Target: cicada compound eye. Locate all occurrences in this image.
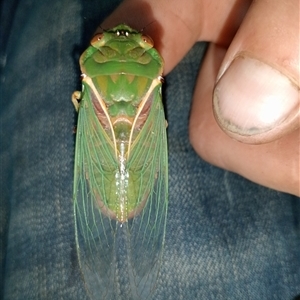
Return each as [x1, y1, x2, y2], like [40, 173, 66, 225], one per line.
[91, 33, 105, 47]
[141, 35, 154, 47]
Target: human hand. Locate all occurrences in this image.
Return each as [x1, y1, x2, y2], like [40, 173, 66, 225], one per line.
[100, 0, 299, 196]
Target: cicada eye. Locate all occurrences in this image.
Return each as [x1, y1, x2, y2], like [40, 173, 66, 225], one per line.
[91, 33, 105, 47]
[141, 35, 154, 47]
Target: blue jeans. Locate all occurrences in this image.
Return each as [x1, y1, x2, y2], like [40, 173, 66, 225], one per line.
[1, 0, 299, 299]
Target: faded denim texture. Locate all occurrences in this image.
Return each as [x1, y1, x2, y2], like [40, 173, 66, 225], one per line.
[1, 0, 299, 299]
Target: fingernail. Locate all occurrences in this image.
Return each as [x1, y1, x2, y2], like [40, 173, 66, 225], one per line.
[213, 55, 299, 143]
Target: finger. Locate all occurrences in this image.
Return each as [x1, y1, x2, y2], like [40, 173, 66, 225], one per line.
[99, 0, 250, 74]
[212, 0, 300, 144]
[190, 43, 300, 196]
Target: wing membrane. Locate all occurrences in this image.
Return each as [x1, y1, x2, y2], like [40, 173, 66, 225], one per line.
[73, 84, 167, 300]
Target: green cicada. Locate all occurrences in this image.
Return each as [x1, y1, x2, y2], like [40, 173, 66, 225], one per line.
[72, 24, 168, 300]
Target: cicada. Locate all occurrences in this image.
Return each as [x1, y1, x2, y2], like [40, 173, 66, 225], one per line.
[72, 24, 168, 300]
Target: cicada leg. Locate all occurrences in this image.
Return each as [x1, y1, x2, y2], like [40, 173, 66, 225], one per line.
[72, 91, 82, 112]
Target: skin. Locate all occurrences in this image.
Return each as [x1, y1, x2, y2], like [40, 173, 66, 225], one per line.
[100, 0, 299, 196]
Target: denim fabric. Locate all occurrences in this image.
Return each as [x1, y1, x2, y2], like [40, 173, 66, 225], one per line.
[0, 1, 299, 299]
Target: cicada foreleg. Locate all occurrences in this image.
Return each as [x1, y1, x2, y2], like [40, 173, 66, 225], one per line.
[72, 91, 82, 112]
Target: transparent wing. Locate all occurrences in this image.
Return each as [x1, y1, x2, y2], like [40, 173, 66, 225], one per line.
[73, 90, 118, 299]
[73, 86, 168, 300]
